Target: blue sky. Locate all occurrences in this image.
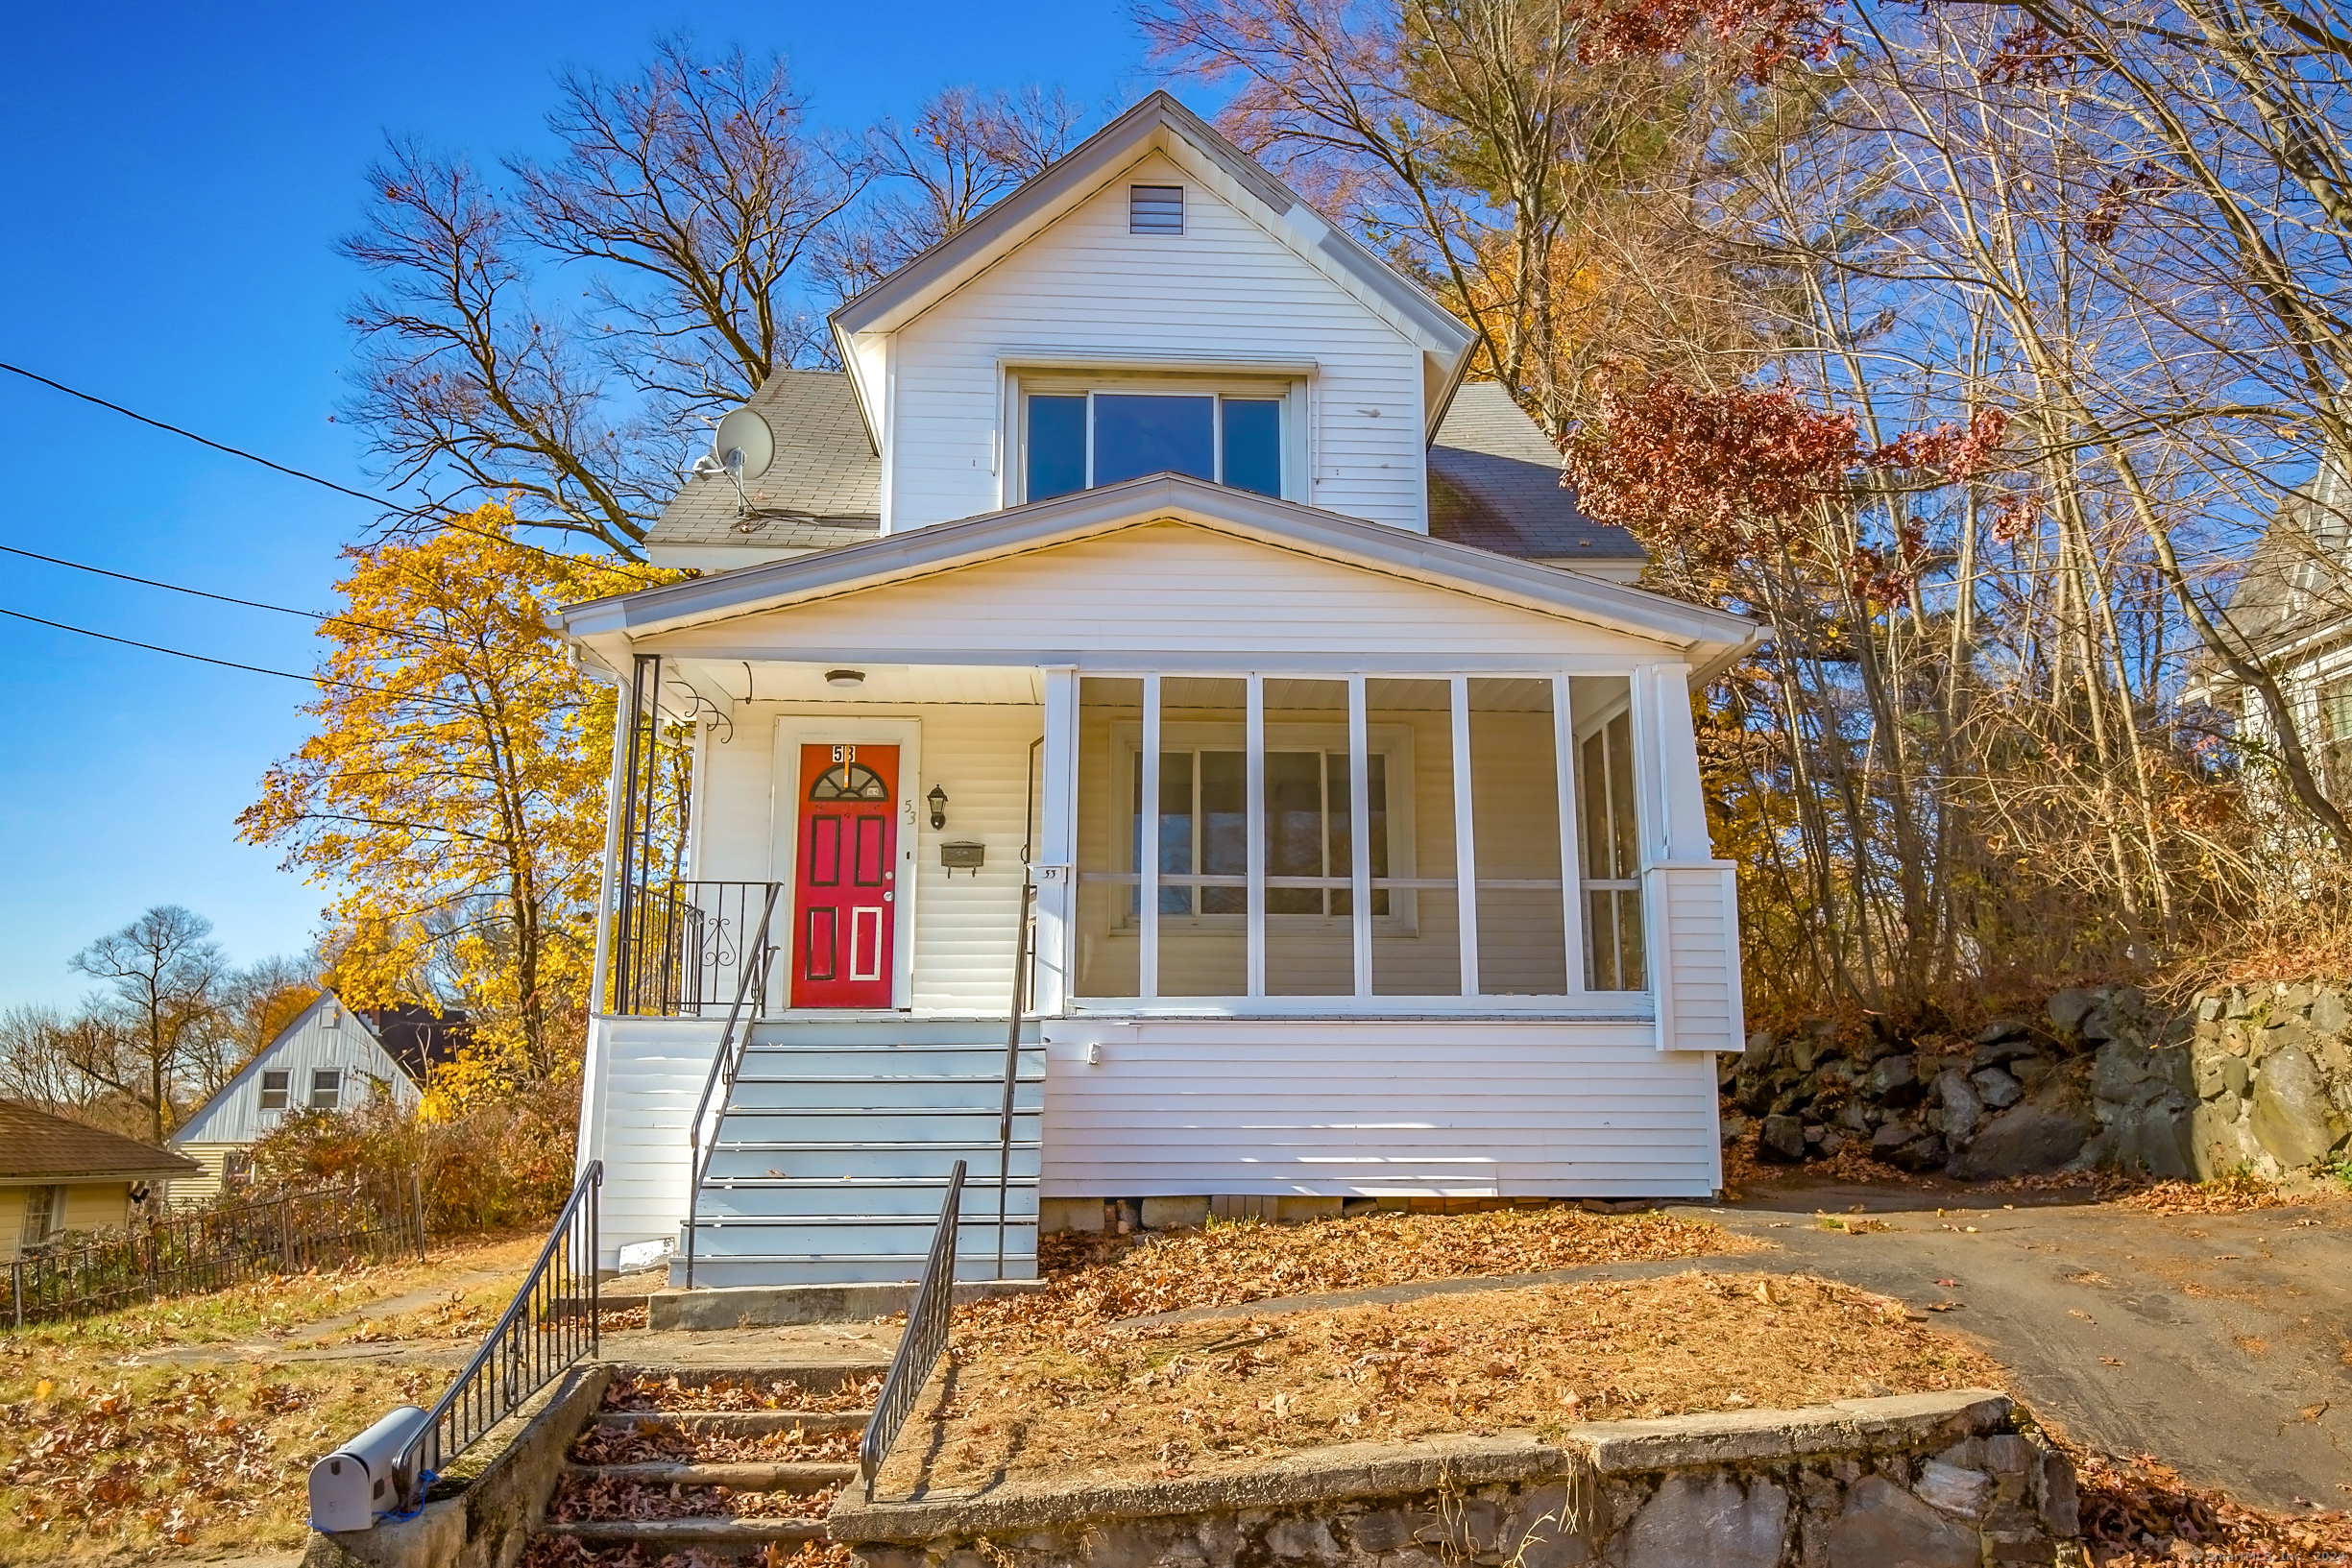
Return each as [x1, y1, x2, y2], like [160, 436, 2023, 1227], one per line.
[0, 0, 1152, 1010]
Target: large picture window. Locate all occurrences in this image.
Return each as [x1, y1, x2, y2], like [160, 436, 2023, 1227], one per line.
[1022, 382, 1288, 502]
[1073, 672, 1649, 1003]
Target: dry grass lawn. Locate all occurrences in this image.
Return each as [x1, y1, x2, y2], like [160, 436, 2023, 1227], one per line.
[884, 1268, 2001, 1494]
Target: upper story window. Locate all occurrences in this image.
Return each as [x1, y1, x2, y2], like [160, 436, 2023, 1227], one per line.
[1024, 384, 1285, 503]
[1129, 184, 1183, 234]
[259, 1070, 290, 1111]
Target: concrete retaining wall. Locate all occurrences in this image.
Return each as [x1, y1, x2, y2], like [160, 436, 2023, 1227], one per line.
[302, 1364, 612, 1568]
[830, 1389, 2082, 1568]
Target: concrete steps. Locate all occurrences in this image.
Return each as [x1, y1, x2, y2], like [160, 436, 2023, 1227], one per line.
[676, 1025, 1042, 1287]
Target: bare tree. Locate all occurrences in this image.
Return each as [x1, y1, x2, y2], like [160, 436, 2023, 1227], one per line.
[67, 905, 232, 1144]
[340, 40, 860, 557]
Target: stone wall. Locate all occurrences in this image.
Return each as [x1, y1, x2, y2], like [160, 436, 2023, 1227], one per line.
[1725, 981, 2352, 1183]
[831, 1389, 2082, 1568]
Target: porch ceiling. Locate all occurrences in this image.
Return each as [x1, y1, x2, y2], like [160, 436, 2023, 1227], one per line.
[668, 660, 1043, 710]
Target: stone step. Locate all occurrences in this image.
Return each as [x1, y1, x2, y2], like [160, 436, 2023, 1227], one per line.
[594, 1410, 868, 1435]
[540, 1518, 830, 1548]
[568, 1460, 854, 1490]
[696, 1179, 1039, 1219]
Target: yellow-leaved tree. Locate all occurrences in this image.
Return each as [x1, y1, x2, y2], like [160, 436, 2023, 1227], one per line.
[239, 507, 658, 1089]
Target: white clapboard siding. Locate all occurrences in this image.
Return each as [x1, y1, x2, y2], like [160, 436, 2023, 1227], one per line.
[1649, 862, 1744, 1055]
[582, 1014, 732, 1266]
[888, 150, 1429, 534]
[647, 523, 1675, 664]
[171, 995, 418, 1158]
[1039, 1021, 1718, 1199]
[690, 701, 1044, 1015]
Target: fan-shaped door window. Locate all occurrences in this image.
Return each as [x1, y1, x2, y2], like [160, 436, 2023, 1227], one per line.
[809, 762, 890, 801]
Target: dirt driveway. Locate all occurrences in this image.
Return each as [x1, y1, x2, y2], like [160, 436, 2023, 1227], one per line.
[1688, 1183, 2352, 1512]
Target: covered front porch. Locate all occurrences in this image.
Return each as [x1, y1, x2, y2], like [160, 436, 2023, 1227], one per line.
[559, 483, 1756, 1281]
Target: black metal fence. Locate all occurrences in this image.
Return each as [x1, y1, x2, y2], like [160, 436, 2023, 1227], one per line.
[5, 1175, 425, 1329]
[607, 879, 784, 1017]
[397, 1160, 600, 1509]
[860, 1159, 965, 1501]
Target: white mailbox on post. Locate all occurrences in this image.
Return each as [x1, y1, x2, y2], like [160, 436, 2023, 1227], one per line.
[309, 1405, 431, 1532]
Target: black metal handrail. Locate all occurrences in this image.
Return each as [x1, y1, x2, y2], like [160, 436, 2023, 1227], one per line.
[994, 878, 1034, 1278]
[682, 882, 784, 1289]
[860, 1158, 964, 1501]
[609, 880, 782, 1018]
[393, 1160, 602, 1510]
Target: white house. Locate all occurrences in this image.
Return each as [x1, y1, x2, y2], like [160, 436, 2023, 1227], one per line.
[2214, 452, 2352, 818]
[558, 93, 1760, 1288]
[170, 994, 423, 1201]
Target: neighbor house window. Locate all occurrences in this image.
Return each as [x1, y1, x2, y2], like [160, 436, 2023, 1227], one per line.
[1023, 386, 1286, 502]
[259, 1071, 290, 1111]
[1072, 673, 1643, 1001]
[2322, 676, 2352, 805]
[19, 1185, 61, 1249]
[1129, 184, 1183, 235]
[310, 1070, 342, 1110]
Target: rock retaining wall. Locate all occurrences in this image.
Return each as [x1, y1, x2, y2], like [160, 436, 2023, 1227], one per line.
[1726, 981, 2352, 1182]
[831, 1389, 2081, 1568]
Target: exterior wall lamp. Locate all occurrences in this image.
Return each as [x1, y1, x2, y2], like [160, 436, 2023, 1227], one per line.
[927, 784, 949, 830]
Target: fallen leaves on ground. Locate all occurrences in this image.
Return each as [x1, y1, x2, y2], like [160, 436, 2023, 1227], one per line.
[0, 1360, 435, 1559]
[2107, 1170, 2294, 1216]
[885, 1268, 2000, 1494]
[963, 1207, 1745, 1342]
[570, 1418, 859, 1465]
[2069, 1444, 2352, 1563]
[523, 1537, 851, 1568]
[551, 1474, 838, 1521]
[602, 1373, 883, 1414]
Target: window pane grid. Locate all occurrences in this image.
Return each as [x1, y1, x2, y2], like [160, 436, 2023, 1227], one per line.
[1073, 670, 1653, 1002]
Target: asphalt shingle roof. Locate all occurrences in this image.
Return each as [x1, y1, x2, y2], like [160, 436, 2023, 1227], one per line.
[644, 370, 882, 552]
[0, 1101, 201, 1181]
[2222, 455, 2352, 657]
[1425, 382, 1645, 564]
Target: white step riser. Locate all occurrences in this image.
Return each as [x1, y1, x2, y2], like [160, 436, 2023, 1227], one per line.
[722, 1080, 1043, 1112]
[746, 1021, 1037, 1046]
[685, 1219, 1040, 1262]
[716, 1111, 1037, 1146]
[706, 1146, 1039, 1181]
[678, 1254, 1036, 1288]
[696, 1185, 1039, 1220]
[737, 1048, 1043, 1076]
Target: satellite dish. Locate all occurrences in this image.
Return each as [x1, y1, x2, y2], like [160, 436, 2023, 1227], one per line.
[715, 406, 774, 482]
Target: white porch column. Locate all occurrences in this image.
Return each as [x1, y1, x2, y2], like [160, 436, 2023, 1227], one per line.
[1032, 665, 1079, 1013]
[577, 650, 640, 1182]
[1637, 662, 1745, 1057]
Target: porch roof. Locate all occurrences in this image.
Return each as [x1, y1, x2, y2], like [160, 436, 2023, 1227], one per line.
[557, 473, 1760, 680]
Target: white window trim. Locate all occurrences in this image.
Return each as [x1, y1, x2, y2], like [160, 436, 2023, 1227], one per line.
[1006, 367, 1311, 506]
[1068, 669, 1655, 1014]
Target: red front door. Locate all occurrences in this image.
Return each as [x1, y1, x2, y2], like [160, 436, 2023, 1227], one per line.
[791, 743, 900, 1008]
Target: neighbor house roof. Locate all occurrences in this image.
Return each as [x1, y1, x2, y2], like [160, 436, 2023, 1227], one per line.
[0, 1102, 201, 1182]
[644, 371, 882, 557]
[2219, 454, 2352, 663]
[1426, 383, 1645, 566]
[562, 470, 1758, 682]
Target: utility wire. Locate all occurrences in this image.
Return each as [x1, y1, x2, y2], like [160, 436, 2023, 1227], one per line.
[0, 542, 408, 638]
[0, 360, 665, 585]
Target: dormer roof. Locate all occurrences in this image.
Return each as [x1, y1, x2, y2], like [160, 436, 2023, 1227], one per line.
[827, 90, 1479, 442]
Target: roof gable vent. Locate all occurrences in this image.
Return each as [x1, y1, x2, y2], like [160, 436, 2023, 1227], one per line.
[1129, 184, 1184, 235]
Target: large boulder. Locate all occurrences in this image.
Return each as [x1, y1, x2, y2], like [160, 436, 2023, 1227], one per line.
[2249, 1045, 2349, 1168]
[1933, 1068, 1984, 1143]
[1956, 1087, 2095, 1178]
[1971, 1066, 2024, 1110]
[1862, 1052, 1924, 1107]
[1759, 1113, 1809, 1163]
[2047, 987, 2099, 1037]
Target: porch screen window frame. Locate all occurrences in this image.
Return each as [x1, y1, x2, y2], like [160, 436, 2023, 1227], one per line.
[1078, 670, 1645, 1007]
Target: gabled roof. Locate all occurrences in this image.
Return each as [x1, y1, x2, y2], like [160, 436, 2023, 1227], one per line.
[170, 992, 424, 1148]
[2220, 454, 2352, 662]
[0, 1101, 200, 1182]
[1427, 383, 1645, 566]
[646, 371, 882, 555]
[561, 470, 1758, 680]
[827, 91, 1478, 440]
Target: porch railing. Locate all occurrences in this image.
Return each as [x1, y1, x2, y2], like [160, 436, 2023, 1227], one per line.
[681, 883, 785, 1288]
[608, 879, 783, 1017]
[860, 1158, 965, 1501]
[389, 1161, 602, 1513]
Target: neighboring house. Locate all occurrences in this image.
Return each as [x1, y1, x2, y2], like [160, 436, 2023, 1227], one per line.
[169, 993, 438, 1202]
[1, 1102, 198, 1263]
[560, 92, 1760, 1287]
[2211, 454, 2352, 814]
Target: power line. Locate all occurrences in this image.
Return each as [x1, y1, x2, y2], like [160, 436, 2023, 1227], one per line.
[0, 605, 473, 712]
[0, 360, 665, 586]
[0, 542, 405, 638]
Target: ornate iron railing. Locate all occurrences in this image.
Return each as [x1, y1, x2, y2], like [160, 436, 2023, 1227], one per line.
[7, 1175, 424, 1329]
[860, 1158, 965, 1501]
[392, 1161, 602, 1510]
[608, 880, 783, 1018]
[681, 883, 784, 1288]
